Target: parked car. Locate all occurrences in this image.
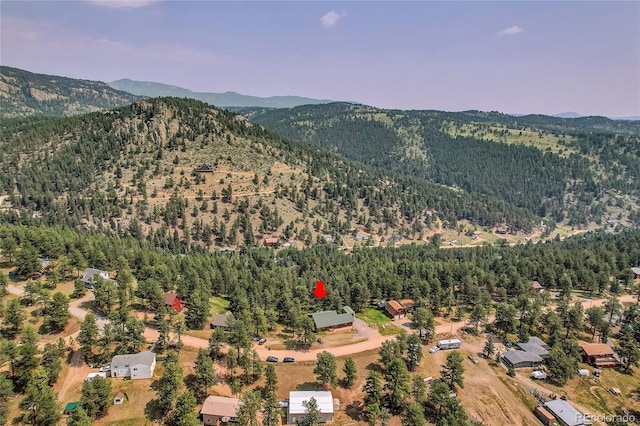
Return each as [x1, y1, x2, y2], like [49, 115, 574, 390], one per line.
[99, 365, 111, 372]
[258, 338, 267, 345]
[266, 356, 279, 363]
[429, 346, 440, 354]
[531, 370, 547, 380]
[283, 357, 295, 363]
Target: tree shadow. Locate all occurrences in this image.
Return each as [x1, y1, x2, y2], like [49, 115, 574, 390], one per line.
[365, 362, 383, 373]
[295, 382, 322, 391]
[144, 398, 164, 421]
[345, 401, 364, 421]
[184, 373, 198, 392]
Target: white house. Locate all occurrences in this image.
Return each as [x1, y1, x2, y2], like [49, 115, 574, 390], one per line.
[110, 351, 156, 380]
[287, 391, 334, 424]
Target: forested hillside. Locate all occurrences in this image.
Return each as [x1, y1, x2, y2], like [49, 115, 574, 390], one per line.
[1, 224, 638, 337]
[0, 66, 141, 118]
[244, 104, 640, 227]
[0, 98, 539, 252]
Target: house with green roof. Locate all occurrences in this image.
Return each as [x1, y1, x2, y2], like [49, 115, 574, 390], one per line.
[310, 307, 354, 331]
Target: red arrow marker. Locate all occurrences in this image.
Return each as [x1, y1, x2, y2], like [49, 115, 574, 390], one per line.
[312, 280, 328, 300]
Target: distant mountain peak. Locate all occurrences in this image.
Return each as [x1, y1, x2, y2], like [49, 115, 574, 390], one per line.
[553, 111, 582, 119]
[108, 78, 334, 108]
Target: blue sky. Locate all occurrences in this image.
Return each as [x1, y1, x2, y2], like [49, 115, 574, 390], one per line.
[2, 1, 639, 116]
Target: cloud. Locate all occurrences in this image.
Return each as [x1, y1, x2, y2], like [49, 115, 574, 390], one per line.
[499, 25, 523, 36]
[320, 10, 345, 28]
[87, 0, 157, 9]
[0, 15, 222, 80]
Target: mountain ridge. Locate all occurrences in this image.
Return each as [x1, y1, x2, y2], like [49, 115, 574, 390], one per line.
[243, 102, 640, 228]
[0, 97, 541, 252]
[0, 66, 141, 118]
[108, 78, 335, 108]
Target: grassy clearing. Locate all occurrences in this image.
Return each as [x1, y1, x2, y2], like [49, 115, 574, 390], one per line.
[379, 323, 404, 336]
[442, 122, 578, 157]
[359, 307, 391, 327]
[210, 296, 230, 314]
[93, 379, 157, 426]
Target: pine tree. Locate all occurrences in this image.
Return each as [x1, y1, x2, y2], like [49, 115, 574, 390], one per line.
[405, 334, 423, 371]
[261, 390, 280, 426]
[313, 351, 338, 388]
[194, 348, 216, 401]
[363, 370, 383, 407]
[440, 351, 465, 390]
[80, 376, 112, 418]
[20, 366, 61, 426]
[402, 403, 427, 426]
[67, 406, 92, 426]
[45, 292, 70, 332]
[154, 351, 182, 414]
[78, 313, 99, 359]
[236, 390, 261, 426]
[299, 397, 322, 426]
[384, 357, 410, 411]
[2, 298, 25, 339]
[168, 390, 200, 426]
[264, 364, 278, 394]
[342, 357, 357, 388]
[482, 339, 495, 358]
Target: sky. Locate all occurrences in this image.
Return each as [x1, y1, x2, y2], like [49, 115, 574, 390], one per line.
[1, 1, 639, 117]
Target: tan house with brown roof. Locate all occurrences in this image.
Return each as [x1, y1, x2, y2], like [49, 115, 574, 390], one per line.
[200, 396, 240, 424]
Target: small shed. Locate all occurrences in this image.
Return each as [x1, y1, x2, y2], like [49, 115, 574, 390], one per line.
[534, 406, 557, 426]
[63, 402, 82, 415]
[113, 392, 125, 405]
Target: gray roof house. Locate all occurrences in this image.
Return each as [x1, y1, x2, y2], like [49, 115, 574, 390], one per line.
[311, 307, 354, 331]
[210, 311, 234, 330]
[544, 400, 592, 426]
[503, 336, 550, 369]
[110, 351, 156, 380]
[632, 267, 640, 279]
[502, 351, 543, 369]
[517, 337, 550, 357]
[79, 268, 115, 289]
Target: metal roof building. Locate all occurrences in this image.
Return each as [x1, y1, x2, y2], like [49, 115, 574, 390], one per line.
[287, 391, 334, 424]
[544, 400, 592, 426]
